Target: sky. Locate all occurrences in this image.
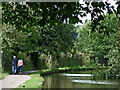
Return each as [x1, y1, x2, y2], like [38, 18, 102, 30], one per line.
[74, 0, 118, 26]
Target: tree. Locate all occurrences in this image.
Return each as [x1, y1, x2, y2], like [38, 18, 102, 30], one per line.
[77, 13, 119, 79]
[2, 1, 120, 72]
[2, 23, 76, 70]
[2, 2, 120, 31]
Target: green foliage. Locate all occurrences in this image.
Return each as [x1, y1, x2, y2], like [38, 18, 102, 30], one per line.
[37, 24, 76, 55]
[37, 54, 48, 69]
[77, 13, 119, 79]
[2, 2, 83, 28]
[30, 66, 92, 75]
[2, 24, 34, 72]
[57, 53, 83, 67]
[95, 13, 119, 34]
[0, 72, 9, 80]
[2, 2, 120, 31]
[2, 1, 120, 78]
[2, 23, 77, 72]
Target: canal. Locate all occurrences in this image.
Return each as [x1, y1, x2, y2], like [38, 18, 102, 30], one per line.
[43, 71, 118, 89]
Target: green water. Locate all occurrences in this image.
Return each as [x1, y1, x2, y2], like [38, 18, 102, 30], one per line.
[43, 71, 119, 89]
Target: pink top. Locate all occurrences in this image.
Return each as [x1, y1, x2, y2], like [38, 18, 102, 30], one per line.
[18, 59, 23, 66]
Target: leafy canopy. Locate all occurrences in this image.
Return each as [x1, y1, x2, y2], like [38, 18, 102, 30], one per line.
[2, 2, 120, 31]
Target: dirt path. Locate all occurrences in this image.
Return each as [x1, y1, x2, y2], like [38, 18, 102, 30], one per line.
[0, 70, 40, 90]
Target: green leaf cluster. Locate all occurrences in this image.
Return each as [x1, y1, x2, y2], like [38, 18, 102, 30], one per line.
[77, 13, 119, 79]
[2, 2, 120, 31]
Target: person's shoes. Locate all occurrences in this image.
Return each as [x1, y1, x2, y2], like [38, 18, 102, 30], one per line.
[20, 72, 21, 75]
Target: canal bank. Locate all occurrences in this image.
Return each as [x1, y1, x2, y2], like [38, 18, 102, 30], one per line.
[30, 66, 94, 76]
[17, 66, 119, 89]
[17, 66, 93, 88]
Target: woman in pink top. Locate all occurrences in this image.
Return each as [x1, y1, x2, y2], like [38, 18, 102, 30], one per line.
[17, 58, 23, 75]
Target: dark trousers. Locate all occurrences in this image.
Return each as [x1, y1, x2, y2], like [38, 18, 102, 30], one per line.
[19, 66, 22, 72]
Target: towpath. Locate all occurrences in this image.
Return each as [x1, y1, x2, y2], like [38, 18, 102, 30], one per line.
[0, 70, 40, 90]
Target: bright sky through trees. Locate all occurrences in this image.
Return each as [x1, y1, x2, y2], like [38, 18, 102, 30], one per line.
[75, 0, 118, 26]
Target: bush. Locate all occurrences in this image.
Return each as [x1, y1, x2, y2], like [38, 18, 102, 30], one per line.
[57, 53, 83, 67]
[37, 54, 48, 69]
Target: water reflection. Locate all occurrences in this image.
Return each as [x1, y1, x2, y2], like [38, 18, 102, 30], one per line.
[72, 80, 118, 84]
[43, 72, 118, 88]
[62, 74, 93, 76]
[44, 74, 74, 88]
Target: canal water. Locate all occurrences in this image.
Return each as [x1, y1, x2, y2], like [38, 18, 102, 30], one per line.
[43, 71, 118, 88]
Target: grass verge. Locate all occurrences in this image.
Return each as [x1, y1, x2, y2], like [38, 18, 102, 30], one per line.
[0, 72, 9, 80]
[18, 74, 44, 88]
[31, 65, 94, 76]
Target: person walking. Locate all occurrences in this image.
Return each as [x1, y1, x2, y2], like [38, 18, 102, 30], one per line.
[12, 56, 18, 75]
[17, 58, 23, 75]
